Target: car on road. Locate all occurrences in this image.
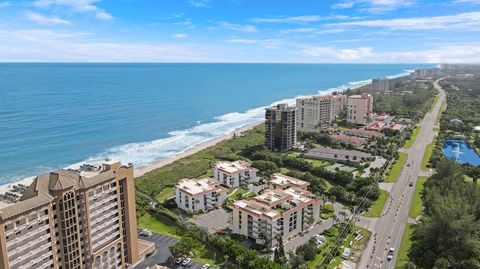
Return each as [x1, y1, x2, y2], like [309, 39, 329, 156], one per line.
[181, 258, 192, 266]
[175, 257, 184, 264]
[387, 248, 395, 261]
[409, 182, 414, 187]
[201, 264, 210, 269]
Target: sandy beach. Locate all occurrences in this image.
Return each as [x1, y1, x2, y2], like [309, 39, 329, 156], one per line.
[0, 120, 263, 209]
[133, 120, 263, 177]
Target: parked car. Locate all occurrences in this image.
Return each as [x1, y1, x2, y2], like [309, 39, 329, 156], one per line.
[201, 264, 210, 269]
[409, 182, 414, 187]
[315, 238, 325, 246]
[175, 257, 184, 264]
[139, 229, 152, 237]
[182, 258, 192, 266]
[387, 248, 395, 261]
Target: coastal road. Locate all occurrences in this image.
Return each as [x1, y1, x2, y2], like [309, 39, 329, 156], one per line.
[358, 78, 446, 269]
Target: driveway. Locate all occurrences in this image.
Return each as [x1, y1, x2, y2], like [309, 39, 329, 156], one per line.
[191, 208, 230, 234]
[284, 219, 334, 253]
[134, 233, 207, 269]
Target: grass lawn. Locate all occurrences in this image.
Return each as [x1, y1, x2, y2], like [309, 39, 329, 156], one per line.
[191, 245, 225, 267]
[409, 177, 427, 218]
[429, 95, 439, 112]
[436, 98, 447, 124]
[363, 189, 388, 218]
[421, 142, 434, 171]
[385, 152, 407, 183]
[227, 188, 255, 202]
[395, 224, 414, 269]
[155, 187, 174, 202]
[404, 127, 420, 149]
[138, 213, 183, 238]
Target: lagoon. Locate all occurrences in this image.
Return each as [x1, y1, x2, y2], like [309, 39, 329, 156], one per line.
[443, 139, 480, 166]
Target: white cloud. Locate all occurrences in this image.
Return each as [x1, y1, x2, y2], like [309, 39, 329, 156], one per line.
[298, 44, 480, 63]
[252, 15, 322, 24]
[332, 0, 415, 13]
[32, 0, 113, 20]
[280, 28, 317, 34]
[217, 22, 258, 32]
[330, 11, 480, 30]
[453, 0, 480, 4]
[228, 39, 258, 44]
[301, 46, 373, 61]
[26, 11, 71, 25]
[189, 0, 210, 8]
[0, 2, 10, 8]
[95, 10, 112, 20]
[173, 33, 189, 39]
[227, 38, 282, 49]
[0, 28, 209, 62]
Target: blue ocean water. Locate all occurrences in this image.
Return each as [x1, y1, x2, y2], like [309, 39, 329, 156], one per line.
[443, 139, 480, 166]
[0, 63, 432, 183]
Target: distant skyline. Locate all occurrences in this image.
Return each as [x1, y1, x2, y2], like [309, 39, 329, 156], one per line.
[0, 0, 479, 63]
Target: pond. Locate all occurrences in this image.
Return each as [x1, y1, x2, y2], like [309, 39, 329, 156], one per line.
[443, 139, 480, 166]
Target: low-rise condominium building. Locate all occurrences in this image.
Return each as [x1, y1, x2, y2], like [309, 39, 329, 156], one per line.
[0, 161, 146, 269]
[231, 188, 321, 247]
[213, 161, 258, 188]
[304, 148, 373, 164]
[175, 178, 227, 213]
[269, 173, 310, 190]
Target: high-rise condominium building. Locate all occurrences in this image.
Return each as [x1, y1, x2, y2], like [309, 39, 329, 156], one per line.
[347, 93, 373, 125]
[265, 104, 297, 152]
[296, 95, 335, 132]
[231, 187, 321, 247]
[371, 78, 391, 93]
[0, 161, 141, 269]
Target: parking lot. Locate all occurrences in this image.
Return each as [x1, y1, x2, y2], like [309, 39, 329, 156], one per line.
[135, 232, 208, 269]
[191, 208, 230, 234]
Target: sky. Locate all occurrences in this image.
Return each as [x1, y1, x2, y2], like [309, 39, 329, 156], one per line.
[0, 0, 479, 63]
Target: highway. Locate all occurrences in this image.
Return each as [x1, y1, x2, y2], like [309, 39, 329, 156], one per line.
[358, 78, 446, 269]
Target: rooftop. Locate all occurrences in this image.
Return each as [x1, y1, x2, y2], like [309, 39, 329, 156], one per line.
[270, 173, 310, 189]
[232, 187, 319, 220]
[175, 178, 227, 196]
[305, 147, 372, 159]
[330, 134, 368, 145]
[215, 160, 257, 174]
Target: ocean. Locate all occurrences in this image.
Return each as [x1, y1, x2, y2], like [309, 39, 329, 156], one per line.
[0, 63, 433, 184]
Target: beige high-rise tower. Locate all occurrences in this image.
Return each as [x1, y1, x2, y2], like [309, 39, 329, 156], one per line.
[0, 161, 140, 269]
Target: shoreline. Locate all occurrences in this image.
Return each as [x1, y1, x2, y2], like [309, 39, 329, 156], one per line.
[0, 121, 263, 208]
[0, 71, 413, 201]
[133, 120, 264, 177]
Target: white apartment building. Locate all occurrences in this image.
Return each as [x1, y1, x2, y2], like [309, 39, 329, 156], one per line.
[296, 95, 335, 132]
[347, 93, 373, 125]
[213, 161, 258, 188]
[175, 178, 227, 213]
[231, 188, 321, 247]
[269, 173, 310, 190]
